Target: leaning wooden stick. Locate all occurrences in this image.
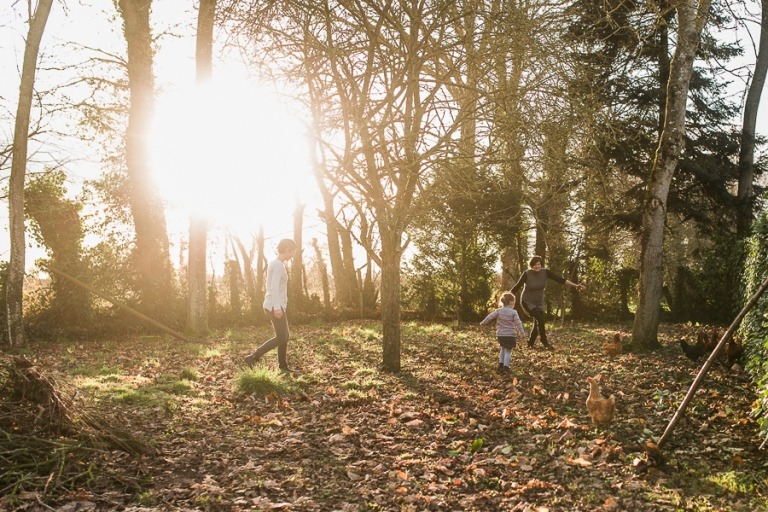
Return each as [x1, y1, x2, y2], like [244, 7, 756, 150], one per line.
[49, 267, 191, 343]
[658, 274, 768, 449]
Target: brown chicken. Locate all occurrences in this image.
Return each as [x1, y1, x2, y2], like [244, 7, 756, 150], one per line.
[604, 333, 622, 357]
[704, 326, 719, 353]
[586, 374, 616, 426]
[725, 335, 744, 366]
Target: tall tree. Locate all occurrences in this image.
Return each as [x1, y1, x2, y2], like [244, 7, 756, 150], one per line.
[6, 0, 53, 348]
[632, 0, 712, 348]
[229, 0, 465, 369]
[187, 0, 217, 335]
[737, 0, 768, 236]
[116, 0, 174, 320]
[321, 0, 462, 370]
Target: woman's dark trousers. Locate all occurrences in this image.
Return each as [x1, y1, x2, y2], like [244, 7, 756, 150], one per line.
[525, 305, 551, 349]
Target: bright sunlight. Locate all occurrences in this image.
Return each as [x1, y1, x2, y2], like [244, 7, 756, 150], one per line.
[149, 76, 313, 238]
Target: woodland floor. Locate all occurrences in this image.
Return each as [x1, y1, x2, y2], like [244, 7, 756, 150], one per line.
[4, 320, 768, 511]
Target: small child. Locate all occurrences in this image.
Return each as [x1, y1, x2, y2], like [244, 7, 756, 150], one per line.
[480, 292, 526, 374]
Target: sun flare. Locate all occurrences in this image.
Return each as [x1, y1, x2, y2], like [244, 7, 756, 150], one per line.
[149, 77, 313, 239]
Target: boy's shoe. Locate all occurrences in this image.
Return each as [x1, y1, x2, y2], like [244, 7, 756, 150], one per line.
[501, 366, 510, 374]
[280, 367, 302, 375]
[244, 353, 260, 368]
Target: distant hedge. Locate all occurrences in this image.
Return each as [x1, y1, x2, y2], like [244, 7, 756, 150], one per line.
[741, 211, 768, 445]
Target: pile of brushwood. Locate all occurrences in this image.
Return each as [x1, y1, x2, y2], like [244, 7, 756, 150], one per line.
[0, 355, 152, 508]
[2, 321, 768, 511]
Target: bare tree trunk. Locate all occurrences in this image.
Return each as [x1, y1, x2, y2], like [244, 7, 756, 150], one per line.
[6, 0, 53, 348]
[187, 0, 216, 335]
[232, 234, 257, 317]
[255, 225, 266, 319]
[488, 0, 529, 278]
[290, 202, 306, 315]
[305, 69, 357, 312]
[362, 259, 377, 314]
[380, 237, 402, 372]
[339, 226, 360, 310]
[737, 0, 768, 237]
[534, 208, 548, 262]
[657, 6, 673, 134]
[325, 218, 349, 308]
[311, 238, 332, 314]
[117, 0, 174, 320]
[226, 259, 242, 319]
[632, 0, 710, 349]
[187, 215, 208, 333]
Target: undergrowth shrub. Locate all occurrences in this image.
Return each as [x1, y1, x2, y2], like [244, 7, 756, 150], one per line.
[740, 211, 768, 444]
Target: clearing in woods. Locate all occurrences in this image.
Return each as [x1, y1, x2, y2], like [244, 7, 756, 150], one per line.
[3, 321, 766, 511]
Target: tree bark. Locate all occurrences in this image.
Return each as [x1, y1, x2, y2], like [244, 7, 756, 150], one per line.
[311, 237, 332, 315]
[6, 0, 53, 348]
[187, 215, 208, 333]
[255, 225, 266, 318]
[232, 234, 258, 317]
[226, 259, 242, 319]
[187, 0, 216, 335]
[632, 0, 711, 349]
[117, 0, 174, 321]
[290, 202, 306, 315]
[737, 0, 768, 237]
[380, 237, 402, 372]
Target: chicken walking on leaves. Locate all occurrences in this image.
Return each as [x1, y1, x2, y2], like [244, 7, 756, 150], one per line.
[725, 335, 745, 366]
[603, 333, 623, 357]
[586, 374, 616, 426]
[679, 326, 744, 367]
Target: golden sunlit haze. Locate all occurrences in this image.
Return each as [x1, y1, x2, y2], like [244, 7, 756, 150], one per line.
[149, 77, 313, 238]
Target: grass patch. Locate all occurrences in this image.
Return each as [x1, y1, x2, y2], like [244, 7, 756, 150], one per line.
[353, 367, 377, 377]
[111, 386, 160, 406]
[354, 327, 380, 341]
[707, 470, 759, 494]
[69, 364, 124, 378]
[235, 368, 292, 395]
[179, 367, 200, 381]
[152, 374, 195, 395]
[346, 389, 366, 400]
[222, 329, 253, 342]
[408, 323, 452, 335]
[202, 347, 222, 358]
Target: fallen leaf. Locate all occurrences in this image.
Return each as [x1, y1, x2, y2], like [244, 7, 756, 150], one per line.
[566, 456, 592, 467]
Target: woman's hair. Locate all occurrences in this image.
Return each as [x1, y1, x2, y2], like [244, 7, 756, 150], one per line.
[276, 238, 298, 254]
[529, 255, 543, 267]
[499, 292, 516, 306]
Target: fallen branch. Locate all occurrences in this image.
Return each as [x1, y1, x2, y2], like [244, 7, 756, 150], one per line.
[658, 273, 768, 449]
[49, 267, 191, 343]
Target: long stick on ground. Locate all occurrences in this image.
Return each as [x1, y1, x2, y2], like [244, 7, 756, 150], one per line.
[658, 274, 768, 449]
[49, 267, 191, 343]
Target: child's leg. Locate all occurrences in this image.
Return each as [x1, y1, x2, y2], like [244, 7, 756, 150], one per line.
[499, 346, 511, 367]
